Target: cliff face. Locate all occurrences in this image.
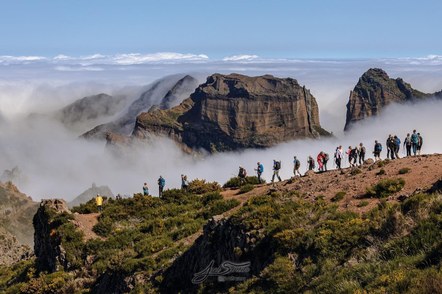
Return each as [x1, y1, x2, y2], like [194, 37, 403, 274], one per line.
[82, 75, 199, 140]
[33, 199, 71, 272]
[133, 73, 329, 152]
[161, 217, 273, 293]
[344, 68, 440, 131]
[0, 181, 38, 246]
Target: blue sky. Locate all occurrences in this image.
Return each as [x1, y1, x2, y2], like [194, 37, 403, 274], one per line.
[1, 0, 441, 59]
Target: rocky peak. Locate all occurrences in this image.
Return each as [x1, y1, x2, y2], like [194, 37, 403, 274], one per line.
[33, 199, 71, 272]
[344, 68, 438, 131]
[134, 73, 330, 152]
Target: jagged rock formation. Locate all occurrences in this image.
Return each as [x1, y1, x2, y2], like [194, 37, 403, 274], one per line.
[0, 166, 22, 183]
[54, 93, 128, 131]
[133, 73, 330, 152]
[0, 181, 38, 246]
[68, 183, 114, 208]
[0, 227, 32, 266]
[161, 217, 272, 293]
[82, 75, 199, 140]
[344, 68, 442, 130]
[33, 199, 71, 272]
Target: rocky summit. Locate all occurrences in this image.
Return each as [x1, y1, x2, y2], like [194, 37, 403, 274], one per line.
[344, 68, 442, 131]
[133, 73, 330, 152]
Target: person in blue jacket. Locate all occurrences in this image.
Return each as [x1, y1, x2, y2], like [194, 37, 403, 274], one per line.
[158, 176, 165, 197]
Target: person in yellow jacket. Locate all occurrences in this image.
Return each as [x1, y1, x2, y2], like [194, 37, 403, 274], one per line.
[95, 194, 103, 212]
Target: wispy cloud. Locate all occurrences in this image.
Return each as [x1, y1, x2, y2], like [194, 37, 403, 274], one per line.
[0, 55, 47, 64]
[54, 66, 104, 72]
[222, 54, 259, 62]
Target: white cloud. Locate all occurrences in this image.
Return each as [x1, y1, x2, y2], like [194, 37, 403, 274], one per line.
[0, 55, 47, 64]
[111, 52, 209, 65]
[222, 54, 259, 62]
[54, 66, 104, 72]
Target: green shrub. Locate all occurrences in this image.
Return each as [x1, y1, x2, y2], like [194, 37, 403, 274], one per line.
[187, 179, 221, 194]
[238, 184, 255, 194]
[357, 201, 369, 207]
[223, 176, 264, 188]
[398, 167, 411, 175]
[200, 192, 223, 205]
[366, 178, 405, 198]
[331, 191, 346, 202]
[376, 169, 386, 176]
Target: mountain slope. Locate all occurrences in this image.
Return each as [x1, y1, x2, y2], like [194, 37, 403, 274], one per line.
[133, 73, 330, 152]
[344, 68, 442, 130]
[82, 75, 199, 140]
[0, 182, 38, 246]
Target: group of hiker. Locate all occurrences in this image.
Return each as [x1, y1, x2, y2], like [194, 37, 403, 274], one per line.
[94, 129, 424, 211]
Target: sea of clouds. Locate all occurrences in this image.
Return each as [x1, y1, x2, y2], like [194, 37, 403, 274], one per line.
[0, 53, 441, 201]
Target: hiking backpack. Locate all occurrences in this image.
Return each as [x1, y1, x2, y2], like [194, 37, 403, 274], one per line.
[275, 161, 281, 170]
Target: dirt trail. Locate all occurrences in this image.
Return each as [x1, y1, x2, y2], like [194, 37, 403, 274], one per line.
[73, 213, 102, 241]
[74, 154, 442, 246]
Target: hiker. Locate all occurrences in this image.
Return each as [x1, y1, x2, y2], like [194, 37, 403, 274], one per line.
[116, 194, 122, 201]
[334, 146, 344, 169]
[373, 140, 382, 161]
[404, 133, 412, 157]
[238, 166, 247, 186]
[255, 162, 264, 183]
[308, 156, 315, 171]
[387, 136, 396, 160]
[386, 135, 392, 159]
[158, 176, 165, 197]
[394, 135, 401, 159]
[323, 152, 329, 171]
[316, 152, 324, 172]
[346, 146, 352, 167]
[350, 146, 358, 167]
[95, 194, 103, 212]
[272, 160, 282, 183]
[181, 174, 189, 191]
[143, 183, 149, 196]
[417, 133, 423, 155]
[358, 143, 366, 165]
[293, 156, 302, 176]
[411, 130, 419, 156]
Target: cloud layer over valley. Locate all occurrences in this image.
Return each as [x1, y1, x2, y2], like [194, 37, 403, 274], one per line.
[1, 56, 441, 201]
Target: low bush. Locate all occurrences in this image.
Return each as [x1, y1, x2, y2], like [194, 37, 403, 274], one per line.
[376, 169, 386, 176]
[398, 167, 411, 175]
[350, 168, 362, 176]
[331, 191, 346, 202]
[366, 178, 405, 198]
[238, 184, 255, 194]
[187, 179, 221, 194]
[223, 176, 264, 188]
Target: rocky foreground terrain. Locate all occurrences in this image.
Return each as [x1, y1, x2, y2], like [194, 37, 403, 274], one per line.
[1, 154, 441, 293]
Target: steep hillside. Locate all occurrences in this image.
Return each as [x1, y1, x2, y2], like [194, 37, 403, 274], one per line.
[345, 68, 442, 130]
[1, 155, 441, 293]
[82, 75, 199, 140]
[0, 182, 38, 246]
[133, 73, 330, 152]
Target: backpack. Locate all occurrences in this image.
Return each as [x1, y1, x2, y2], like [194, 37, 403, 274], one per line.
[309, 158, 315, 168]
[324, 153, 329, 161]
[411, 133, 418, 144]
[274, 161, 281, 170]
[258, 164, 264, 173]
[350, 149, 357, 157]
[294, 159, 300, 168]
[375, 143, 382, 152]
[239, 167, 246, 177]
[360, 147, 366, 154]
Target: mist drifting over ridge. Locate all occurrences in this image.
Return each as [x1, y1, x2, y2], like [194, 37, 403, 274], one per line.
[0, 56, 441, 200]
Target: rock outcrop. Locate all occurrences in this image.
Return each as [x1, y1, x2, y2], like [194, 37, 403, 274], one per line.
[133, 73, 330, 152]
[54, 93, 128, 131]
[344, 68, 442, 130]
[0, 227, 32, 266]
[82, 75, 199, 140]
[68, 183, 114, 208]
[161, 217, 272, 293]
[0, 181, 38, 246]
[33, 199, 71, 272]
